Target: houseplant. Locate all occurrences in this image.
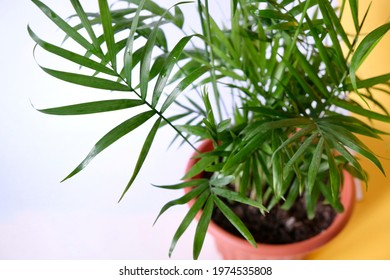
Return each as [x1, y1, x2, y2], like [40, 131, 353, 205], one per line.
[29, 0, 390, 259]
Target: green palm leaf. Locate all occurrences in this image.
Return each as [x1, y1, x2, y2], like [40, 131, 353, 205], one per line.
[62, 110, 155, 182]
[350, 23, 390, 91]
[119, 117, 162, 201]
[38, 66, 130, 91]
[31, 0, 100, 58]
[35, 99, 144, 115]
[28, 26, 116, 76]
[98, 0, 117, 70]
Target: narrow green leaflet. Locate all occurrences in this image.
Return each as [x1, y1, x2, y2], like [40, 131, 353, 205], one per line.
[98, 0, 117, 70]
[320, 0, 352, 49]
[212, 187, 267, 213]
[153, 183, 208, 225]
[139, 10, 164, 99]
[119, 117, 162, 201]
[319, 115, 386, 138]
[304, 15, 339, 83]
[35, 99, 144, 115]
[272, 132, 284, 199]
[349, 0, 359, 32]
[124, 0, 146, 87]
[62, 110, 155, 182]
[174, 6, 185, 28]
[176, 124, 209, 138]
[243, 119, 283, 142]
[350, 23, 390, 91]
[281, 55, 322, 102]
[31, 0, 99, 58]
[223, 131, 270, 173]
[161, 65, 210, 113]
[321, 123, 385, 175]
[169, 190, 210, 257]
[152, 35, 196, 108]
[318, 180, 344, 212]
[333, 98, 390, 123]
[210, 175, 235, 188]
[317, 0, 347, 70]
[324, 143, 340, 202]
[307, 137, 324, 194]
[272, 124, 316, 159]
[140, 2, 191, 100]
[239, 158, 251, 195]
[344, 73, 390, 91]
[213, 196, 257, 248]
[153, 179, 208, 190]
[281, 178, 299, 210]
[39, 66, 130, 91]
[182, 155, 217, 180]
[284, 133, 318, 171]
[305, 182, 320, 219]
[257, 9, 295, 21]
[295, 49, 331, 98]
[193, 196, 214, 260]
[29, 26, 116, 76]
[128, 0, 179, 25]
[70, 0, 103, 55]
[321, 131, 367, 181]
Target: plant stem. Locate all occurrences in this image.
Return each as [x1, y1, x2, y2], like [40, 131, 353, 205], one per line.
[115, 70, 199, 153]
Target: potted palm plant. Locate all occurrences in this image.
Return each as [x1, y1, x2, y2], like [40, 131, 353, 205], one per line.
[29, 0, 390, 259]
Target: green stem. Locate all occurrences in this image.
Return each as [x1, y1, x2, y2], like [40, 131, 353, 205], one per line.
[115, 71, 199, 152]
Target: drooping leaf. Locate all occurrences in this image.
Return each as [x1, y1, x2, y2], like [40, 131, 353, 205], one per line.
[317, 0, 347, 70]
[153, 182, 208, 225]
[213, 196, 257, 248]
[319, 180, 344, 212]
[210, 175, 234, 187]
[212, 187, 267, 213]
[169, 190, 209, 257]
[62, 110, 155, 182]
[324, 142, 341, 202]
[98, 0, 117, 70]
[70, 0, 103, 55]
[333, 98, 390, 123]
[183, 155, 217, 180]
[349, 0, 359, 32]
[307, 137, 324, 194]
[272, 131, 284, 199]
[161, 65, 210, 113]
[140, 1, 192, 100]
[119, 117, 163, 201]
[305, 181, 320, 219]
[152, 35, 196, 107]
[124, 0, 146, 87]
[272, 124, 316, 158]
[285, 133, 318, 171]
[345, 74, 390, 91]
[31, 0, 99, 57]
[28, 26, 116, 76]
[350, 23, 390, 91]
[321, 123, 385, 175]
[35, 99, 144, 115]
[153, 179, 208, 190]
[193, 195, 214, 259]
[319, 0, 352, 49]
[38, 66, 130, 91]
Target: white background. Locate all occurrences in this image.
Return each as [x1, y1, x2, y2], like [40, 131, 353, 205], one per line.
[0, 0, 231, 260]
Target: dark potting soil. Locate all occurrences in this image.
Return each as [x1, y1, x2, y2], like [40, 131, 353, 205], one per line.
[211, 196, 337, 244]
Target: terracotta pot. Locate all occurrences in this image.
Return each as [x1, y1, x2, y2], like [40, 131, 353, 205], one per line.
[185, 140, 356, 259]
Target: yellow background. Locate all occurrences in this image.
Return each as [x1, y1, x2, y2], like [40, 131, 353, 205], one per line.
[309, 0, 390, 259]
